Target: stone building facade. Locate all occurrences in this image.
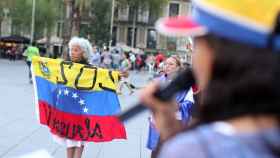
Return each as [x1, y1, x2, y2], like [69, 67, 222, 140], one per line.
[112, 0, 192, 52]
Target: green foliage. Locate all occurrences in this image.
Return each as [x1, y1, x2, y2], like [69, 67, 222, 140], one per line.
[88, 0, 111, 46]
[7, 0, 60, 39]
[74, 0, 92, 14]
[9, 0, 30, 35]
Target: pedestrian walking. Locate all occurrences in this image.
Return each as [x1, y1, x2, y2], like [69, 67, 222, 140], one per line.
[146, 54, 156, 78]
[23, 45, 40, 83]
[101, 47, 112, 69]
[112, 50, 122, 70]
[155, 52, 165, 70]
[90, 46, 101, 67]
[117, 52, 137, 95]
[129, 52, 136, 70]
[136, 54, 143, 72]
[9, 46, 16, 61]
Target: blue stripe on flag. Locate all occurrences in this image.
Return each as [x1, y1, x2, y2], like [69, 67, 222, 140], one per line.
[35, 76, 121, 116]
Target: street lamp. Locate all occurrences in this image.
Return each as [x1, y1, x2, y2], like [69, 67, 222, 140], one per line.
[109, 0, 115, 49]
[30, 0, 36, 45]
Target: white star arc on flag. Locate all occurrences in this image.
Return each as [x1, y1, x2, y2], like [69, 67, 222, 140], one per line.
[79, 99, 85, 106]
[83, 107, 88, 113]
[72, 93, 78, 99]
[57, 88, 89, 113]
[58, 90, 62, 95]
[64, 89, 69, 96]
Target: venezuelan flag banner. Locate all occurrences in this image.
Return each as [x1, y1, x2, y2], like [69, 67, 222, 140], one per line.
[32, 56, 126, 142]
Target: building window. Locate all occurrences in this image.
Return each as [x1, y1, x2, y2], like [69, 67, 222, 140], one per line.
[128, 6, 137, 22]
[127, 27, 137, 47]
[149, 9, 158, 24]
[169, 3, 180, 17]
[147, 29, 157, 49]
[114, 6, 119, 20]
[186, 3, 193, 15]
[56, 22, 63, 37]
[112, 26, 117, 46]
[119, 27, 126, 43]
[167, 37, 177, 51]
[3, 8, 9, 18]
[138, 28, 145, 48]
[138, 8, 149, 23]
[118, 6, 129, 21]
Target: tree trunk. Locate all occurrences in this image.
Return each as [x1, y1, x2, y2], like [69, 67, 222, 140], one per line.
[62, 0, 74, 59]
[72, 7, 81, 36]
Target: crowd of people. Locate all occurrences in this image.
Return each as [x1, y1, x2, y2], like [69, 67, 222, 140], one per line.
[0, 40, 188, 86]
[0, 44, 26, 61]
[88, 45, 174, 76]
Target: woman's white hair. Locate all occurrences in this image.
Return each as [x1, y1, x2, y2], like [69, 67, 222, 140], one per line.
[68, 37, 93, 62]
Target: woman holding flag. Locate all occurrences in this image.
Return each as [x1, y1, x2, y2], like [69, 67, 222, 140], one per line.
[52, 37, 93, 158]
[50, 37, 127, 158]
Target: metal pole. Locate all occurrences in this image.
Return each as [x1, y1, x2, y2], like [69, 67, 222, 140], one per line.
[30, 0, 36, 45]
[109, 0, 115, 49]
[131, 10, 136, 48]
[58, 3, 64, 56]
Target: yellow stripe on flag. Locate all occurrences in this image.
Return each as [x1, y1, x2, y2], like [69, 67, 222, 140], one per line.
[32, 56, 119, 91]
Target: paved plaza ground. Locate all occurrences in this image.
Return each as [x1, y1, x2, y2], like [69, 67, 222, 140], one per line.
[0, 59, 152, 158]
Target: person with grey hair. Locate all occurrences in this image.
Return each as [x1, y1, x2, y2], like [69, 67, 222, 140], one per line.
[54, 37, 129, 158]
[52, 37, 92, 158]
[67, 37, 93, 64]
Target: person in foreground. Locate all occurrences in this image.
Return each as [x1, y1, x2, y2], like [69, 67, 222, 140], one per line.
[140, 0, 280, 158]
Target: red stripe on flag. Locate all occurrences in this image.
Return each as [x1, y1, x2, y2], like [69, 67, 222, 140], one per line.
[39, 101, 127, 142]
